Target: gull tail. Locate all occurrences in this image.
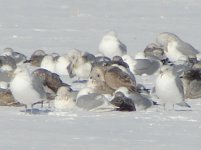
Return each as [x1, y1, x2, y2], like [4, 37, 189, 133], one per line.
[176, 101, 191, 108]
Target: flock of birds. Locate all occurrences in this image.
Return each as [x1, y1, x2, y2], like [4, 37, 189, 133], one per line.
[1, 31, 201, 113]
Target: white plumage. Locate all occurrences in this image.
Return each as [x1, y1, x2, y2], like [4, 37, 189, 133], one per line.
[55, 55, 70, 75]
[54, 86, 76, 110]
[98, 31, 127, 59]
[10, 66, 46, 107]
[156, 32, 199, 62]
[155, 65, 190, 108]
[40, 55, 55, 73]
[68, 50, 93, 79]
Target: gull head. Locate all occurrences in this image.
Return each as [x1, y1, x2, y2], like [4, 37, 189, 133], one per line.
[56, 86, 72, 97]
[159, 65, 173, 76]
[89, 66, 105, 82]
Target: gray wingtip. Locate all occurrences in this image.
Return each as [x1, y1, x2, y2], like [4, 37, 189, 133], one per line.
[176, 101, 191, 108]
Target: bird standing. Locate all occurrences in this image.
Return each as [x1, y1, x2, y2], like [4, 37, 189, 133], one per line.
[155, 65, 190, 110]
[10, 66, 46, 112]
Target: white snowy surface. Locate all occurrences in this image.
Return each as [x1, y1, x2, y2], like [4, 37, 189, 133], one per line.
[0, 0, 201, 149]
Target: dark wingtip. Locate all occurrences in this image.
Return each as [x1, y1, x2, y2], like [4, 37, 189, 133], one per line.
[23, 59, 32, 63]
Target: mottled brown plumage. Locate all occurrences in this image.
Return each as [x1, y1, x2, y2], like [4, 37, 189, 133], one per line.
[90, 65, 136, 93]
[25, 50, 46, 66]
[32, 69, 69, 93]
[105, 66, 136, 92]
[0, 89, 21, 106]
[182, 69, 201, 99]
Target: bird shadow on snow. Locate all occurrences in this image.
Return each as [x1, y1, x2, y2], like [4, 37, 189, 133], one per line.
[175, 109, 192, 112]
[72, 80, 88, 83]
[20, 108, 52, 115]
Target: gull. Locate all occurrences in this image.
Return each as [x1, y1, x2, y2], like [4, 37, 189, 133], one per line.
[54, 54, 71, 75]
[3, 47, 27, 65]
[98, 31, 127, 59]
[114, 87, 153, 111]
[10, 66, 47, 112]
[181, 69, 201, 99]
[111, 56, 136, 82]
[0, 55, 17, 70]
[110, 91, 136, 111]
[0, 56, 17, 82]
[0, 81, 20, 106]
[40, 55, 55, 73]
[76, 87, 115, 112]
[87, 74, 115, 95]
[144, 43, 165, 60]
[155, 65, 190, 109]
[31, 68, 70, 100]
[156, 32, 199, 62]
[122, 54, 161, 75]
[90, 65, 136, 92]
[54, 86, 76, 110]
[25, 50, 46, 67]
[69, 50, 95, 80]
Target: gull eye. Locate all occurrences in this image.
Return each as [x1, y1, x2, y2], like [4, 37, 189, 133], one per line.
[97, 74, 100, 78]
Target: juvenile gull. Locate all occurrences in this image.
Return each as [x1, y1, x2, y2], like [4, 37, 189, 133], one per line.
[110, 91, 136, 111]
[115, 87, 153, 111]
[0, 56, 17, 82]
[98, 31, 127, 59]
[0, 82, 21, 106]
[144, 43, 165, 60]
[0, 55, 17, 70]
[25, 50, 46, 67]
[181, 69, 201, 99]
[3, 47, 27, 65]
[155, 65, 190, 109]
[32, 68, 70, 93]
[87, 75, 114, 95]
[68, 50, 94, 80]
[111, 56, 136, 82]
[10, 66, 47, 111]
[90, 65, 136, 92]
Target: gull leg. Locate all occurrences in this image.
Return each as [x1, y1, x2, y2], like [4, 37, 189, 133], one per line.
[47, 100, 52, 109]
[24, 104, 28, 114]
[32, 101, 43, 108]
[163, 104, 166, 111]
[41, 101, 44, 108]
[31, 104, 34, 114]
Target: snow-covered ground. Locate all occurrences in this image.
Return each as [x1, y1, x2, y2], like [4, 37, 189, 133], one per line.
[0, 0, 201, 149]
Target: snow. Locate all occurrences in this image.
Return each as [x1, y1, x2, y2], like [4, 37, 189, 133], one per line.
[0, 0, 201, 149]
[0, 104, 201, 150]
